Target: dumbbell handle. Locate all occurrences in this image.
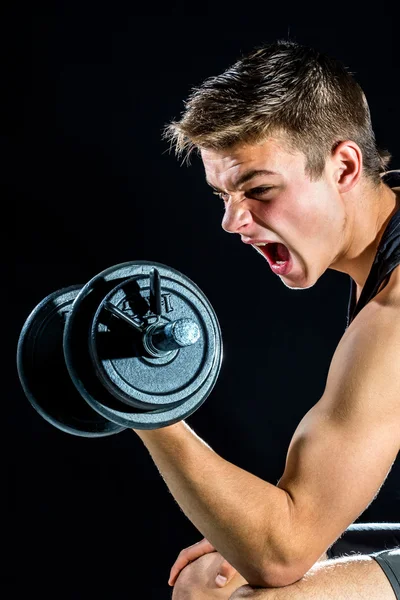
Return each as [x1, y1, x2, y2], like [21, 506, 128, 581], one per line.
[145, 319, 201, 355]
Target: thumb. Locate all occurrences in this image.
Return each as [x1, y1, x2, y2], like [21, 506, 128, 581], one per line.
[215, 560, 237, 587]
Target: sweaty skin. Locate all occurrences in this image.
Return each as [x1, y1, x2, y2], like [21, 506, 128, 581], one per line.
[134, 137, 400, 588]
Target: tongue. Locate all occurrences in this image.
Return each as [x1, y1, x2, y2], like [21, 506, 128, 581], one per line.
[274, 243, 290, 262]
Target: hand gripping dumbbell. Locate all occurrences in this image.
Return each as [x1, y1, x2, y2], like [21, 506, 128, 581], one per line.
[16, 261, 223, 437]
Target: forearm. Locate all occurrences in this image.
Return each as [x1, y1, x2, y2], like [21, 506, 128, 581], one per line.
[134, 420, 294, 586]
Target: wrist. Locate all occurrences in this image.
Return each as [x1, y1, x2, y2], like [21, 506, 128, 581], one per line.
[132, 420, 187, 439]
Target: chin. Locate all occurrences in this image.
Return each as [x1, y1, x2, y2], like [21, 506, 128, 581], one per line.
[281, 280, 316, 291]
[279, 270, 319, 291]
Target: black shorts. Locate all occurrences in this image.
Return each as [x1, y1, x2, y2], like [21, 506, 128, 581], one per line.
[327, 524, 400, 599]
[372, 549, 400, 599]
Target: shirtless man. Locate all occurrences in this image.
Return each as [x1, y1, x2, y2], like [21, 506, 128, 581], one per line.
[133, 40, 400, 598]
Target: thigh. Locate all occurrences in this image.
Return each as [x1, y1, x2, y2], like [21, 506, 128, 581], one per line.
[230, 554, 398, 600]
[172, 552, 248, 600]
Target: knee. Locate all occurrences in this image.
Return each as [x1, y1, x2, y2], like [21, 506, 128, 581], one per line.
[229, 584, 276, 599]
[229, 585, 254, 598]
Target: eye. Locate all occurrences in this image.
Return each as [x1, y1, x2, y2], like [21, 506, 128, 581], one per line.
[212, 191, 229, 202]
[245, 186, 273, 199]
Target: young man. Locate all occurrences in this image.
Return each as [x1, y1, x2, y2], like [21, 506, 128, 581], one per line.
[133, 40, 400, 598]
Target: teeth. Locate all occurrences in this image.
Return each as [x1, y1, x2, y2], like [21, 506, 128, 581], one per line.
[254, 243, 267, 246]
[275, 261, 285, 264]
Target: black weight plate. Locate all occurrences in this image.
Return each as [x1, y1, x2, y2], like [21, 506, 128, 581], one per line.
[64, 261, 223, 429]
[90, 273, 218, 409]
[16, 286, 125, 437]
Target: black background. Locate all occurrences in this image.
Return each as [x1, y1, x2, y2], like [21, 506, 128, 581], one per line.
[7, 3, 400, 598]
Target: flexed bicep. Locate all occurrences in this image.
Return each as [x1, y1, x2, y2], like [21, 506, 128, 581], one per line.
[276, 304, 400, 576]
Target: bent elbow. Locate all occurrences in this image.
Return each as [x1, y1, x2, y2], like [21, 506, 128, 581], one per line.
[259, 559, 309, 588]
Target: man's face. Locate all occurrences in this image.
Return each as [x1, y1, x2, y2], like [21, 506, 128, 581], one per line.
[201, 137, 347, 290]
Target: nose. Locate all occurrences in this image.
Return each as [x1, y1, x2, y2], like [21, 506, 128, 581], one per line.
[221, 202, 253, 234]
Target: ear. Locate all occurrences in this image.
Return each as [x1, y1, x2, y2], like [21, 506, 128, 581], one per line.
[330, 140, 362, 193]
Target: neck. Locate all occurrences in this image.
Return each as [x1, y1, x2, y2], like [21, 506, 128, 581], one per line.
[331, 181, 399, 300]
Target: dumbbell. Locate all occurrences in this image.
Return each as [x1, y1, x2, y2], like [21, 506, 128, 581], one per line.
[16, 261, 223, 437]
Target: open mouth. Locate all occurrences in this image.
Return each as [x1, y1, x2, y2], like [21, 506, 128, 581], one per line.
[253, 242, 292, 275]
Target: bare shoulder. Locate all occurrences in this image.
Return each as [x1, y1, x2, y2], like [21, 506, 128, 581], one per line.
[325, 262, 400, 430]
[348, 262, 400, 337]
[380, 262, 400, 306]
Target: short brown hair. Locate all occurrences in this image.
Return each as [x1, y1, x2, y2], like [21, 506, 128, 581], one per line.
[164, 40, 391, 184]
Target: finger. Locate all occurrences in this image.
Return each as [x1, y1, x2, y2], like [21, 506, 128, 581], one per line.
[215, 560, 238, 587]
[170, 539, 214, 577]
[169, 540, 210, 580]
[168, 544, 215, 585]
[168, 539, 215, 586]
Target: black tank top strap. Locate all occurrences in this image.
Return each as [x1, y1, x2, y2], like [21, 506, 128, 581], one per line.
[347, 170, 400, 328]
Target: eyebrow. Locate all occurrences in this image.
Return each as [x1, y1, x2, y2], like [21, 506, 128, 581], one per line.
[206, 169, 279, 192]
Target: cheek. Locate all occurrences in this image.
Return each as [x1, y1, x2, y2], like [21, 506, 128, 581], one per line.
[256, 198, 320, 237]
[281, 190, 337, 240]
